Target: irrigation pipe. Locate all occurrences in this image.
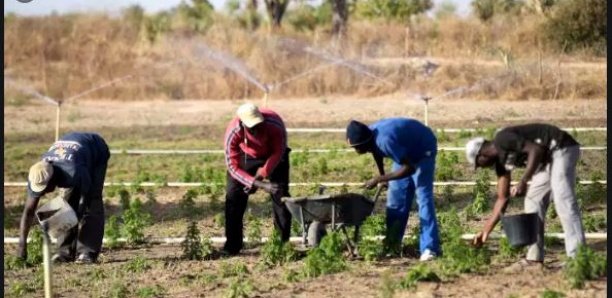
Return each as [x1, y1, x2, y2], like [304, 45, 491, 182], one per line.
[3, 181, 606, 188]
[5, 233, 607, 245]
[107, 146, 606, 155]
[285, 127, 606, 133]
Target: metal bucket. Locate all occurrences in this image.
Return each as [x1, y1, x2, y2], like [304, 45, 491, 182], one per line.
[36, 196, 78, 242]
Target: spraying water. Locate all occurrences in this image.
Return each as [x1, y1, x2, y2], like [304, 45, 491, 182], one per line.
[183, 40, 268, 93]
[276, 37, 396, 87]
[4, 77, 59, 106]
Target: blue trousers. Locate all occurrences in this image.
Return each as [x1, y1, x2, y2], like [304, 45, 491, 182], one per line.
[386, 155, 441, 255]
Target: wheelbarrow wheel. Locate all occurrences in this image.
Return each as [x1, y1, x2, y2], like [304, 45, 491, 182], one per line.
[307, 221, 327, 247]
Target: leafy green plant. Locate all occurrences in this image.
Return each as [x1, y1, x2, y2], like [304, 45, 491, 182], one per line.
[259, 229, 298, 267]
[10, 281, 37, 295]
[283, 268, 301, 283]
[4, 254, 28, 270]
[398, 263, 441, 289]
[108, 281, 130, 298]
[439, 208, 491, 276]
[220, 261, 250, 278]
[540, 288, 566, 298]
[180, 188, 201, 218]
[27, 227, 44, 265]
[214, 213, 225, 229]
[122, 198, 151, 245]
[466, 169, 491, 218]
[246, 214, 263, 247]
[302, 231, 347, 278]
[225, 278, 254, 298]
[182, 220, 204, 260]
[496, 237, 524, 261]
[105, 215, 122, 249]
[136, 285, 167, 298]
[124, 256, 152, 273]
[357, 214, 386, 261]
[119, 188, 131, 210]
[88, 267, 107, 281]
[564, 245, 607, 289]
[436, 151, 460, 180]
[583, 214, 607, 232]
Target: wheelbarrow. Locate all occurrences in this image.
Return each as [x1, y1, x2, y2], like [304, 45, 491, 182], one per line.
[281, 186, 383, 256]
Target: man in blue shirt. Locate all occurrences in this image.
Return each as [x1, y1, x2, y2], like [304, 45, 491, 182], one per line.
[346, 119, 441, 261]
[18, 132, 111, 264]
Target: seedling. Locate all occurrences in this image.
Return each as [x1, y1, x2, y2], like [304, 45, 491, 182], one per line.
[564, 245, 607, 289]
[398, 263, 441, 289]
[225, 278, 254, 298]
[119, 188, 131, 210]
[124, 256, 152, 273]
[245, 214, 263, 247]
[27, 227, 44, 265]
[220, 261, 250, 278]
[182, 221, 205, 260]
[214, 213, 225, 229]
[540, 289, 565, 298]
[302, 231, 347, 278]
[136, 285, 167, 298]
[259, 229, 297, 267]
[122, 198, 151, 245]
[180, 188, 201, 218]
[105, 215, 122, 249]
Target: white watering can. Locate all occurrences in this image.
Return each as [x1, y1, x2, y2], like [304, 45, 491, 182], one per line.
[35, 196, 78, 242]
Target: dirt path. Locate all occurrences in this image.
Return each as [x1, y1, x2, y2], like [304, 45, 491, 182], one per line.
[4, 97, 607, 134]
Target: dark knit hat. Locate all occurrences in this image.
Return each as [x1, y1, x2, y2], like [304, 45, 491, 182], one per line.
[346, 120, 373, 147]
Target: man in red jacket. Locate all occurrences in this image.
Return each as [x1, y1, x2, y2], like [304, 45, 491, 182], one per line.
[223, 103, 292, 255]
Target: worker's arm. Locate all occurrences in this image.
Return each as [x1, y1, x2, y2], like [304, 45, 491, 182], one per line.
[473, 172, 511, 246]
[18, 195, 42, 260]
[365, 157, 414, 189]
[511, 141, 545, 197]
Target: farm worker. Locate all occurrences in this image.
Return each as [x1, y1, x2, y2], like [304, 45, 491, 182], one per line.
[467, 123, 585, 270]
[223, 103, 292, 255]
[346, 118, 441, 261]
[18, 132, 111, 264]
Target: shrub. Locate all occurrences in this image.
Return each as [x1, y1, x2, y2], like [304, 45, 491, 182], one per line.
[182, 221, 204, 260]
[259, 229, 298, 267]
[564, 245, 607, 289]
[122, 198, 151, 245]
[542, 0, 607, 55]
[302, 231, 347, 278]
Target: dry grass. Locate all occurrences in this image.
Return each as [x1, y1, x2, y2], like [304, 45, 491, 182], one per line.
[3, 12, 606, 101]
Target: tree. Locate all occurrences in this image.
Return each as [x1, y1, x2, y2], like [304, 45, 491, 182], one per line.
[331, 0, 349, 37]
[355, 0, 433, 21]
[264, 0, 290, 28]
[471, 0, 521, 22]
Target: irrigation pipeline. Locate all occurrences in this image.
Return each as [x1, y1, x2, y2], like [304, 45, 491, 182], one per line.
[4, 233, 607, 245]
[106, 146, 606, 155]
[3, 181, 606, 188]
[285, 127, 606, 133]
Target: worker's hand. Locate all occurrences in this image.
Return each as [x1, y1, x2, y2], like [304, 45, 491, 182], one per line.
[379, 181, 389, 190]
[254, 180, 282, 197]
[254, 168, 266, 181]
[510, 180, 528, 197]
[472, 230, 489, 247]
[364, 177, 381, 189]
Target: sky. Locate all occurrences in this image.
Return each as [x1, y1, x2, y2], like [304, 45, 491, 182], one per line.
[4, 0, 473, 17]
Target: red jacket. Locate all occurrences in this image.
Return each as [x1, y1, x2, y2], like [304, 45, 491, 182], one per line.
[223, 109, 287, 188]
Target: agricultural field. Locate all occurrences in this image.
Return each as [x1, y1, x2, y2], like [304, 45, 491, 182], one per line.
[3, 97, 607, 298]
[3, 0, 607, 296]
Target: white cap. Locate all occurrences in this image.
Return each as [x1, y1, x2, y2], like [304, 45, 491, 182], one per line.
[28, 160, 53, 193]
[236, 103, 264, 128]
[465, 137, 485, 168]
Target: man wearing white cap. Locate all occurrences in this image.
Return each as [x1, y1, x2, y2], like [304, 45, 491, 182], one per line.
[18, 132, 110, 264]
[223, 103, 292, 255]
[466, 123, 585, 270]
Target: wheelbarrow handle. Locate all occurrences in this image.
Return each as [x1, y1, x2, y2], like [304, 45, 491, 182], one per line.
[371, 185, 384, 206]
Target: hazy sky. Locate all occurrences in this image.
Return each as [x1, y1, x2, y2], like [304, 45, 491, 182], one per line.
[5, 0, 472, 17]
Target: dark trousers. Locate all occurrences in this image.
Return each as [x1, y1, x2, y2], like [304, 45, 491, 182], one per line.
[223, 150, 292, 254]
[58, 147, 110, 259]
